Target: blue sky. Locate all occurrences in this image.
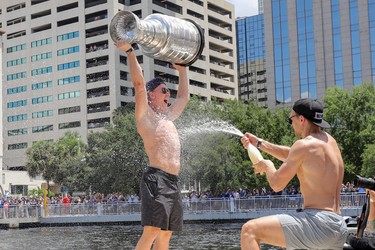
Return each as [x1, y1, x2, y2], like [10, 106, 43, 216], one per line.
[227, 0, 259, 17]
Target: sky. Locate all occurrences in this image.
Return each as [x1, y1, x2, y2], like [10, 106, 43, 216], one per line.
[227, 0, 259, 18]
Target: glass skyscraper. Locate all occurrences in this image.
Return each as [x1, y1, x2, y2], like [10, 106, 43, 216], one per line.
[261, 0, 375, 108]
[236, 14, 266, 106]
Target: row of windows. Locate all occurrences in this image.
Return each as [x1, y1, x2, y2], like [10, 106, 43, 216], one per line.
[57, 61, 80, 71]
[7, 57, 26, 67]
[31, 66, 52, 76]
[7, 85, 27, 95]
[8, 77, 79, 93]
[58, 76, 80, 85]
[32, 95, 53, 104]
[57, 31, 79, 41]
[8, 128, 27, 136]
[58, 105, 81, 115]
[57, 46, 79, 56]
[8, 114, 27, 122]
[6, 31, 78, 55]
[7, 72, 27, 81]
[31, 37, 52, 48]
[8, 63, 80, 79]
[32, 125, 53, 133]
[8, 143, 28, 150]
[7, 93, 79, 108]
[6, 43, 26, 54]
[32, 81, 52, 90]
[32, 110, 53, 119]
[8, 106, 80, 125]
[7, 99, 27, 108]
[7, 3, 25, 13]
[7, 121, 81, 142]
[58, 91, 81, 100]
[59, 121, 81, 129]
[31, 52, 52, 62]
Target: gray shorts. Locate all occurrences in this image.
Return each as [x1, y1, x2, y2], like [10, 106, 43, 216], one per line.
[276, 209, 348, 250]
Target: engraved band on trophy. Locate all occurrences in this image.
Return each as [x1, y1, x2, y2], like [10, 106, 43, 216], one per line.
[109, 10, 205, 66]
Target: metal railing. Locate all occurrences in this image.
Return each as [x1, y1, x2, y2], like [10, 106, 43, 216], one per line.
[0, 193, 367, 219]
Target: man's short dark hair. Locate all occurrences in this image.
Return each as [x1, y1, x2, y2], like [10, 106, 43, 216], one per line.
[146, 78, 165, 92]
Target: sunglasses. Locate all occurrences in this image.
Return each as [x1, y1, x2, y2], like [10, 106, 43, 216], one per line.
[287, 114, 299, 125]
[161, 87, 170, 94]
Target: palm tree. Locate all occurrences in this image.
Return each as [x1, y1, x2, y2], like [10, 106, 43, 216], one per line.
[26, 140, 57, 192]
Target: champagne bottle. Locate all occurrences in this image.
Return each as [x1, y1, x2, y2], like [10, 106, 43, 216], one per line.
[247, 143, 263, 164]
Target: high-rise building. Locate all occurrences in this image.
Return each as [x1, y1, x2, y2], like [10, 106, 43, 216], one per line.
[0, 0, 237, 195]
[263, 0, 375, 109]
[236, 14, 266, 106]
[258, 0, 264, 14]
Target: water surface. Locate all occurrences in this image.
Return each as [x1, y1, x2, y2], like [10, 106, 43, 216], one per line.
[1, 223, 282, 250]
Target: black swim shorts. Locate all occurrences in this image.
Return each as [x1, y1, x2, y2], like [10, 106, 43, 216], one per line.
[140, 167, 183, 231]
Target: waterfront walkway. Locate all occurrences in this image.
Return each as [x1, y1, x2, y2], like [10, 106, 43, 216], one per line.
[0, 193, 366, 229]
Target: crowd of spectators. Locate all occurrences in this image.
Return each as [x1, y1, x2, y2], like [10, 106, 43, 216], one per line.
[0, 180, 367, 209]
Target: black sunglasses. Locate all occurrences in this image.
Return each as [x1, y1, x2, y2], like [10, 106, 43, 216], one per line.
[287, 114, 299, 125]
[161, 87, 170, 94]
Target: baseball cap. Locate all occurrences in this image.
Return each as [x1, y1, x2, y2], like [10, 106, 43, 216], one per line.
[292, 98, 331, 128]
[146, 78, 165, 92]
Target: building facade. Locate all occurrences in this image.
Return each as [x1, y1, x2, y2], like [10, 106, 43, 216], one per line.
[0, 0, 237, 195]
[263, 0, 375, 109]
[236, 14, 266, 107]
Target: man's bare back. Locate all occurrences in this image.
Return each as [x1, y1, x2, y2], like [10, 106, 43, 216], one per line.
[295, 132, 344, 213]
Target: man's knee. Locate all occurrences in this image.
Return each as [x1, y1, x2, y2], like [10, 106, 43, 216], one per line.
[241, 221, 256, 238]
[157, 230, 173, 240]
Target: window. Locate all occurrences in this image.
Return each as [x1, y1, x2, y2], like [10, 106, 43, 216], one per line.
[58, 106, 81, 115]
[32, 95, 53, 104]
[32, 110, 53, 119]
[57, 61, 80, 71]
[31, 66, 52, 76]
[58, 91, 81, 100]
[11, 185, 28, 196]
[8, 142, 28, 150]
[7, 57, 27, 67]
[58, 76, 80, 85]
[59, 121, 81, 129]
[32, 81, 52, 90]
[32, 125, 53, 133]
[7, 114, 27, 122]
[57, 46, 79, 56]
[31, 52, 52, 62]
[7, 85, 27, 94]
[57, 31, 79, 41]
[8, 128, 28, 136]
[7, 72, 27, 81]
[7, 43, 26, 53]
[7, 100, 27, 108]
[31, 37, 52, 47]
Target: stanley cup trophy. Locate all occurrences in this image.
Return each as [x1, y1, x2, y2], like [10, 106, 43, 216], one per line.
[110, 10, 205, 66]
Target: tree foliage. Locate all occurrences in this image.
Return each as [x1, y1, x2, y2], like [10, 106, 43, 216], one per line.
[52, 131, 88, 192]
[26, 140, 57, 191]
[86, 110, 147, 194]
[25, 84, 375, 195]
[324, 83, 375, 180]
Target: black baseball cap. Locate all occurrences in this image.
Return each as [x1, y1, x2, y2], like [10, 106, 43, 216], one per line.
[292, 98, 331, 128]
[146, 78, 165, 92]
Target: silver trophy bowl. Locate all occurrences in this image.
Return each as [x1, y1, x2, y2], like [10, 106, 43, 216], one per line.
[110, 10, 204, 66]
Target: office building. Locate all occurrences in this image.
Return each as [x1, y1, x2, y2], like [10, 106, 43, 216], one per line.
[236, 14, 266, 106]
[263, 0, 375, 109]
[0, 0, 237, 195]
